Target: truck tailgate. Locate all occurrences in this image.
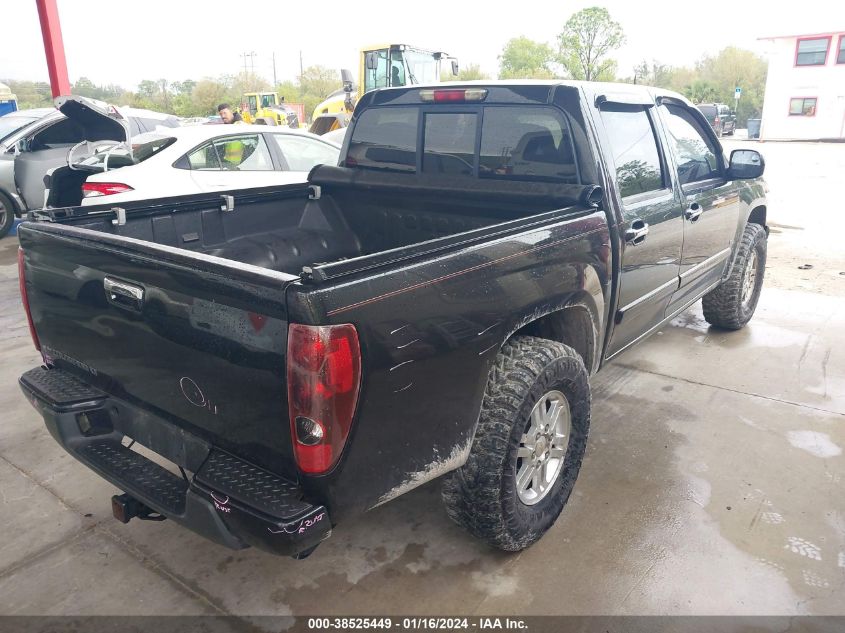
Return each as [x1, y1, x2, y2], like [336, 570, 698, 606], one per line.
[18, 222, 300, 479]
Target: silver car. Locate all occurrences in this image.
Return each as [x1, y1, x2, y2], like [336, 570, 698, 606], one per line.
[0, 97, 179, 237]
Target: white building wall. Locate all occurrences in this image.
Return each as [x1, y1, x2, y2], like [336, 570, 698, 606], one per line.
[760, 35, 845, 140]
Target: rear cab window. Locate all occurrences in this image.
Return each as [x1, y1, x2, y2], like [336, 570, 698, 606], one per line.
[346, 105, 580, 184]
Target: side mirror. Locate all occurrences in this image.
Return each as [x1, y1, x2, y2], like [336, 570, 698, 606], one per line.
[728, 149, 765, 179]
[451, 60, 459, 76]
[365, 52, 378, 70]
[340, 68, 354, 92]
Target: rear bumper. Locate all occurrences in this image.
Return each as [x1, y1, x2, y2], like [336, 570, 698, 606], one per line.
[19, 366, 330, 557]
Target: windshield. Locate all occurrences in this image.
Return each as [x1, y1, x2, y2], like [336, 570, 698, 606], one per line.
[402, 49, 439, 84]
[697, 105, 717, 118]
[0, 115, 41, 142]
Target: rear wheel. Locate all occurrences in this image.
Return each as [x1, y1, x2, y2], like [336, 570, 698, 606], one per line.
[441, 336, 590, 551]
[702, 223, 767, 329]
[0, 192, 16, 239]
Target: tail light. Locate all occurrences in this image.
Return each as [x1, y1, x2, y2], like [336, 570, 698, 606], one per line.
[82, 182, 134, 198]
[287, 324, 361, 474]
[18, 248, 41, 352]
[715, 117, 721, 125]
[419, 88, 488, 103]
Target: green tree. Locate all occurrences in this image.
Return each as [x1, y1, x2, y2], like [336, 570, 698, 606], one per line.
[298, 66, 341, 101]
[6, 80, 53, 108]
[450, 63, 490, 81]
[557, 6, 625, 81]
[498, 36, 556, 79]
[695, 47, 767, 125]
[191, 79, 229, 116]
[72, 77, 98, 98]
[684, 79, 721, 104]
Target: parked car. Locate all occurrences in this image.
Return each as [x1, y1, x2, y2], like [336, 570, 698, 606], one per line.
[696, 103, 736, 137]
[320, 126, 348, 146]
[18, 81, 767, 558]
[0, 96, 179, 237]
[45, 123, 341, 208]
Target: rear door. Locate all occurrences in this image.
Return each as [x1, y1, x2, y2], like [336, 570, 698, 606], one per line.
[657, 101, 742, 314]
[597, 102, 685, 357]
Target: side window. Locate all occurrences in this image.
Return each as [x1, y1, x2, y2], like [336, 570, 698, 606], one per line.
[480, 106, 578, 183]
[30, 118, 85, 149]
[661, 104, 721, 186]
[599, 108, 664, 198]
[422, 113, 477, 175]
[270, 134, 340, 171]
[185, 141, 221, 169]
[363, 50, 390, 92]
[211, 135, 273, 171]
[390, 51, 406, 87]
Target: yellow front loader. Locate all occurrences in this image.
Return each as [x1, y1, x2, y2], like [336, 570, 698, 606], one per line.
[241, 92, 304, 128]
[309, 44, 458, 134]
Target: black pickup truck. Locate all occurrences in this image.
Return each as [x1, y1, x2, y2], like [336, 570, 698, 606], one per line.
[17, 81, 767, 558]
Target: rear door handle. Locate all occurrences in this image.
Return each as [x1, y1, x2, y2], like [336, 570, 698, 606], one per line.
[625, 219, 649, 245]
[104, 277, 144, 312]
[685, 202, 703, 222]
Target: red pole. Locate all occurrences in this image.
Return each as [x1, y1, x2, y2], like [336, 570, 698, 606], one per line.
[35, 0, 71, 98]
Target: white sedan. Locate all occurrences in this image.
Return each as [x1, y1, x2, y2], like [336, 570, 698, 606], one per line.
[46, 124, 341, 208]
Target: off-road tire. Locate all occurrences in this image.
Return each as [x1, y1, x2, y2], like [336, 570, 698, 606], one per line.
[702, 223, 767, 330]
[0, 192, 15, 239]
[441, 336, 590, 551]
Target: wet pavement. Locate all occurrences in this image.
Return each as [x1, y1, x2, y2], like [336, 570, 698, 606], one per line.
[0, 140, 843, 620]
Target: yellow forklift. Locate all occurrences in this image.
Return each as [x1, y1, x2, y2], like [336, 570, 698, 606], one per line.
[309, 44, 458, 135]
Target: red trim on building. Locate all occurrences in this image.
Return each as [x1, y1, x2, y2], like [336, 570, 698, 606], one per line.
[794, 36, 832, 67]
[759, 31, 845, 41]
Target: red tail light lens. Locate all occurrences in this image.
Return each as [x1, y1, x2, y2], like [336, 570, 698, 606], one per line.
[18, 248, 41, 352]
[82, 182, 134, 198]
[287, 324, 361, 474]
[419, 88, 488, 103]
[715, 117, 721, 124]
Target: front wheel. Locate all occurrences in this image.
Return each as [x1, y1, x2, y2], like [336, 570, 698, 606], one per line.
[702, 223, 767, 329]
[441, 336, 590, 551]
[0, 192, 16, 239]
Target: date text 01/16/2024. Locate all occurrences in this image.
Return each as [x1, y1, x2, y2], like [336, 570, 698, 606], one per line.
[306, 618, 529, 630]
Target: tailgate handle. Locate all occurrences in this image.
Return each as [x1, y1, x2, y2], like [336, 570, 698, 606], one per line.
[104, 277, 144, 312]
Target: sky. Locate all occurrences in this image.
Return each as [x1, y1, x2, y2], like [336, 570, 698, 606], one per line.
[1, 0, 844, 90]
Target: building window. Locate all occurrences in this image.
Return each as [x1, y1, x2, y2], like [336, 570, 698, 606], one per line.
[795, 37, 830, 66]
[838, 35, 845, 64]
[789, 98, 817, 116]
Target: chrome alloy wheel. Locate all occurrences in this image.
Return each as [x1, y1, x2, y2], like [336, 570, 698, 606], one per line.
[741, 249, 758, 307]
[515, 390, 571, 505]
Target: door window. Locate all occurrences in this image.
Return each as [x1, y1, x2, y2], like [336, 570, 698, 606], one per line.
[30, 118, 85, 149]
[599, 108, 665, 198]
[270, 134, 340, 171]
[183, 135, 273, 170]
[363, 50, 390, 92]
[661, 104, 721, 185]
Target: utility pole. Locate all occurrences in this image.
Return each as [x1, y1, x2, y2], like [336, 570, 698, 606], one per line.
[272, 51, 277, 87]
[240, 51, 257, 90]
[299, 50, 304, 78]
